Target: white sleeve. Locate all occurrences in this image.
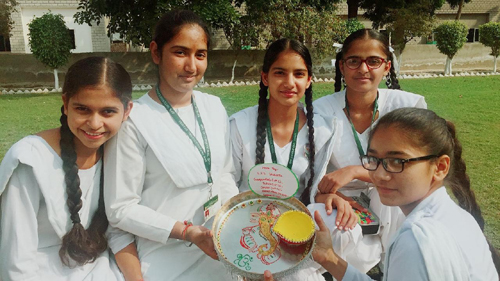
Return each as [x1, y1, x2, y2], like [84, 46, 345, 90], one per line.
[342, 264, 374, 281]
[229, 118, 244, 188]
[0, 164, 41, 281]
[218, 116, 239, 204]
[104, 121, 177, 244]
[106, 224, 135, 254]
[415, 96, 427, 109]
[385, 231, 429, 281]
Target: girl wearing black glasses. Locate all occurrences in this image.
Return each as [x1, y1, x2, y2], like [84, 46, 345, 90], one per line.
[310, 29, 427, 273]
[266, 108, 499, 280]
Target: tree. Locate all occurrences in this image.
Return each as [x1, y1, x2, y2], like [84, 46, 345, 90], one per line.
[0, 0, 17, 36]
[227, 0, 344, 59]
[386, 2, 436, 74]
[360, 0, 441, 75]
[360, 0, 444, 29]
[479, 22, 500, 73]
[434, 21, 468, 74]
[446, 0, 471, 20]
[28, 12, 73, 89]
[74, 0, 240, 48]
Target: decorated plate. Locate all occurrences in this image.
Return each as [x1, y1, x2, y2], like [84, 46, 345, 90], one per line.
[212, 191, 315, 280]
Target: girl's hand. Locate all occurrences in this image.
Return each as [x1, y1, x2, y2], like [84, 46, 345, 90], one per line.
[263, 270, 274, 281]
[185, 225, 218, 260]
[317, 166, 357, 194]
[312, 210, 336, 265]
[315, 193, 358, 230]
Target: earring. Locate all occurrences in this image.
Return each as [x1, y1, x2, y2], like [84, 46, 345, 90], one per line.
[385, 73, 392, 89]
[341, 75, 347, 89]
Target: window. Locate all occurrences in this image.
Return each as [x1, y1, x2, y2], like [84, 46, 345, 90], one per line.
[0, 35, 11, 52]
[467, 28, 479, 43]
[68, 29, 76, 49]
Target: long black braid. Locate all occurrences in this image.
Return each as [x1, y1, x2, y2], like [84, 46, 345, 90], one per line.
[59, 105, 103, 266]
[299, 85, 315, 205]
[255, 81, 269, 165]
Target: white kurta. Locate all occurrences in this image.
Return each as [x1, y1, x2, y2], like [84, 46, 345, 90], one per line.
[311, 89, 427, 272]
[230, 104, 336, 200]
[0, 136, 122, 281]
[229, 105, 337, 281]
[342, 187, 498, 281]
[104, 92, 239, 281]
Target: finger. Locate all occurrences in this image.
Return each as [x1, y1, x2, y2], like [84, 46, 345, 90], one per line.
[335, 203, 345, 230]
[264, 270, 274, 281]
[347, 209, 358, 229]
[314, 210, 329, 232]
[338, 203, 351, 228]
[325, 196, 333, 215]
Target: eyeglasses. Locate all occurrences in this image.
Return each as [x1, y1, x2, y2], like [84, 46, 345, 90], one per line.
[343, 56, 387, 70]
[360, 155, 438, 173]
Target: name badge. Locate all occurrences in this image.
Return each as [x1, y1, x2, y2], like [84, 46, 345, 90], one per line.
[204, 195, 218, 223]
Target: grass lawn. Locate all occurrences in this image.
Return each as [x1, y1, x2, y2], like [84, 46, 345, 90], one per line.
[1, 76, 499, 248]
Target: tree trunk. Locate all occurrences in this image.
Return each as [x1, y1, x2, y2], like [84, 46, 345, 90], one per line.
[393, 48, 402, 76]
[347, 0, 359, 19]
[455, 0, 464, 20]
[230, 59, 237, 83]
[53, 68, 59, 89]
[494, 56, 498, 73]
[445, 57, 452, 75]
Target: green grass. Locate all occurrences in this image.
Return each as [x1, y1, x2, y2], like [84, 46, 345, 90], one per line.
[1, 76, 499, 248]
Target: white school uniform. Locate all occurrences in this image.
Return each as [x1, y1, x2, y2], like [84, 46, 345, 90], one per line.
[104, 92, 239, 281]
[0, 136, 122, 281]
[342, 187, 498, 281]
[311, 89, 427, 272]
[230, 105, 337, 281]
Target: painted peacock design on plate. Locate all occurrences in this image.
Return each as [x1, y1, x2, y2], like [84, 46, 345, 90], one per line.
[240, 202, 282, 265]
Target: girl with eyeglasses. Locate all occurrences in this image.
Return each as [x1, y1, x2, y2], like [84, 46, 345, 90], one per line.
[310, 29, 427, 273]
[266, 108, 499, 280]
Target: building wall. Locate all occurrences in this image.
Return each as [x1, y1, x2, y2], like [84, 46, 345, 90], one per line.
[8, 0, 109, 53]
[1, 43, 496, 89]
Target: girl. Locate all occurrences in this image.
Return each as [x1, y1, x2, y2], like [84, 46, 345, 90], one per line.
[104, 10, 239, 281]
[311, 29, 427, 272]
[230, 38, 357, 281]
[309, 108, 499, 280]
[0, 56, 133, 280]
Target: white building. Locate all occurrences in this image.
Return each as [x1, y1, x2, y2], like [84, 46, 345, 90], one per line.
[5, 0, 110, 53]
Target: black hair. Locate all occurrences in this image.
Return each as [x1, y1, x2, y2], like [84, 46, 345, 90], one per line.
[370, 107, 500, 275]
[255, 38, 316, 205]
[153, 10, 211, 56]
[334, 29, 400, 92]
[59, 56, 132, 266]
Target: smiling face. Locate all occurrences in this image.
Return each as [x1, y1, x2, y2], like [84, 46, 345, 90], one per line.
[63, 85, 132, 154]
[151, 24, 208, 97]
[340, 38, 391, 96]
[262, 50, 312, 108]
[367, 124, 448, 215]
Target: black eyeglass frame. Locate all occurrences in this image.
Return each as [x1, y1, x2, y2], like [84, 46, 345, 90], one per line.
[343, 56, 387, 70]
[360, 154, 438, 173]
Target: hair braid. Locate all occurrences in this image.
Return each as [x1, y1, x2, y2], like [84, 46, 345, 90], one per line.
[448, 121, 500, 274]
[58, 106, 95, 266]
[334, 52, 343, 92]
[388, 53, 401, 90]
[255, 81, 269, 164]
[445, 121, 484, 229]
[59, 105, 109, 266]
[299, 85, 315, 205]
